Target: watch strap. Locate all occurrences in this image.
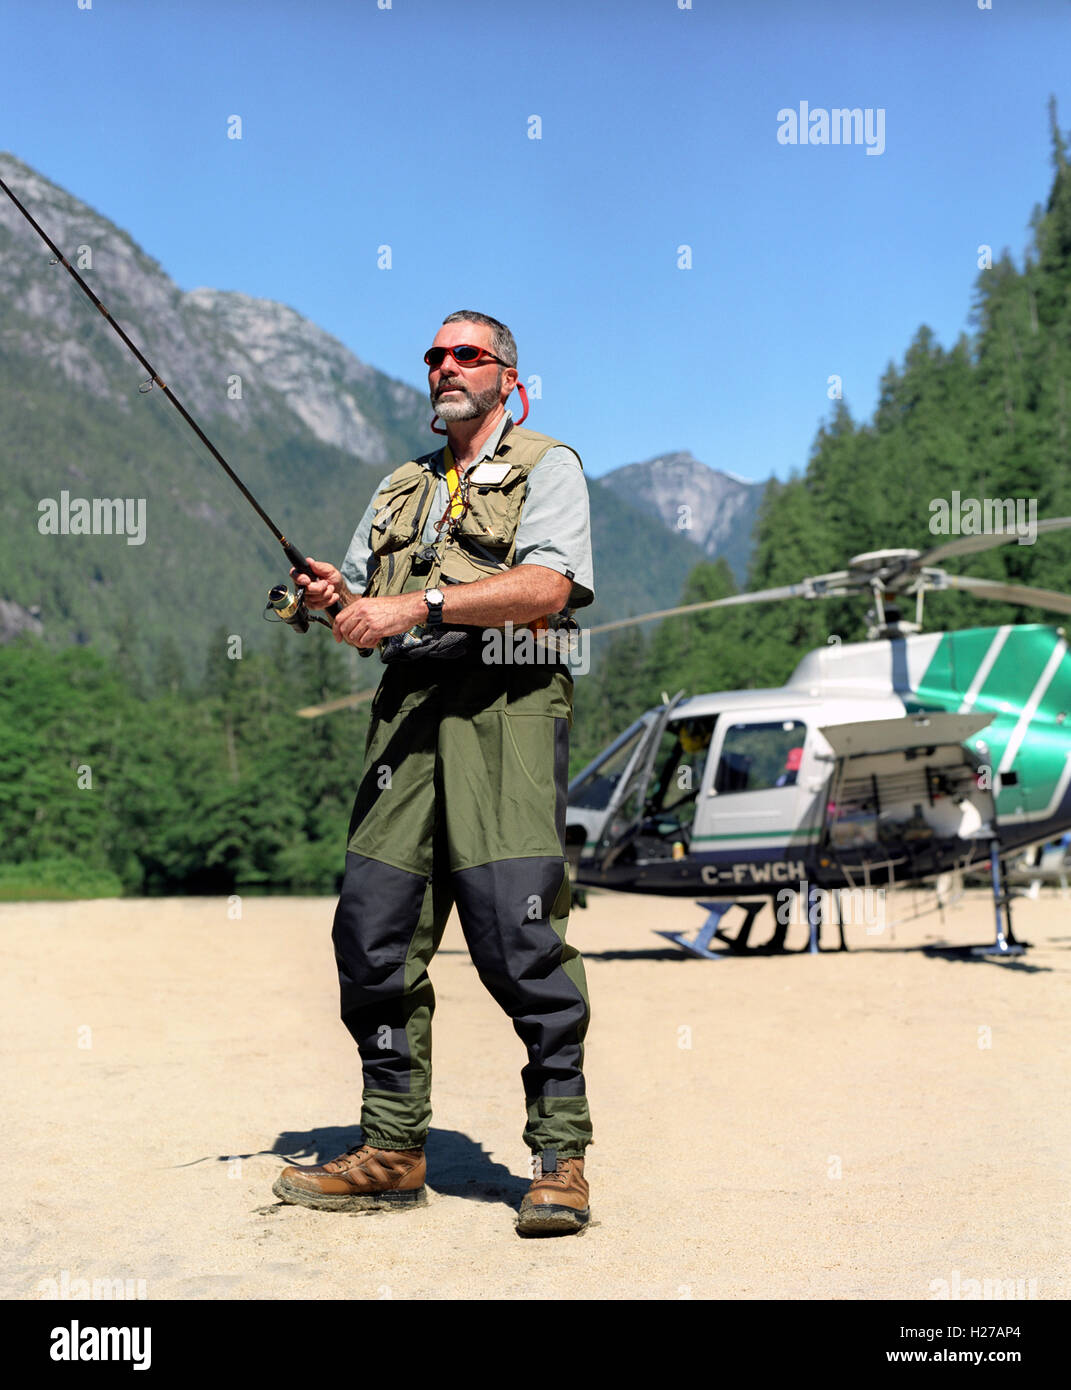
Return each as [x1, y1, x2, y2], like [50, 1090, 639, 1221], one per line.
[424, 587, 444, 627]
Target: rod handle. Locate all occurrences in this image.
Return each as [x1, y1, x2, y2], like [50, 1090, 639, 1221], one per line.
[282, 541, 372, 655]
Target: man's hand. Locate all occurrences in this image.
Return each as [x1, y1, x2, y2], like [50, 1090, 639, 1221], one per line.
[333, 592, 427, 648]
[290, 557, 349, 611]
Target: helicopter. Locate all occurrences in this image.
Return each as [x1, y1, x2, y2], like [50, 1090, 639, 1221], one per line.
[564, 521, 1071, 959]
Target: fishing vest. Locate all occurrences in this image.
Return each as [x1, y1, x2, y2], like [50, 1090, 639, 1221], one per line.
[363, 424, 582, 602]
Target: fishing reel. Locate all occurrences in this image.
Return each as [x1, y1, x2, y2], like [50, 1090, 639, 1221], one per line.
[265, 582, 333, 633]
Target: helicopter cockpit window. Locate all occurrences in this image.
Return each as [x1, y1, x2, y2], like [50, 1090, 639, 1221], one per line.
[714, 720, 807, 794]
[569, 721, 649, 811]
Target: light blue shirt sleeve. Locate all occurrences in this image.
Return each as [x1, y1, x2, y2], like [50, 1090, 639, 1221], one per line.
[512, 447, 595, 609]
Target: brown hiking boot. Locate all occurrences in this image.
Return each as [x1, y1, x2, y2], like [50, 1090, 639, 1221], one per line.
[272, 1142, 427, 1213]
[516, 1148, 589, 1235]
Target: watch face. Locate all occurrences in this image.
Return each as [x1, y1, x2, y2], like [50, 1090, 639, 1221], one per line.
[425, 588, 444, 604]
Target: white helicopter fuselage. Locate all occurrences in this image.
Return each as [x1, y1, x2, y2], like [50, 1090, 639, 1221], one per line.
[569, 624, 1071, 896]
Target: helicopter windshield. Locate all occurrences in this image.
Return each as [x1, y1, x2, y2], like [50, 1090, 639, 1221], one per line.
[569, 719, 650, 811]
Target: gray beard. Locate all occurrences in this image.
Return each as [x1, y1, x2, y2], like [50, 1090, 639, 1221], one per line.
[432, 374, 503, 421]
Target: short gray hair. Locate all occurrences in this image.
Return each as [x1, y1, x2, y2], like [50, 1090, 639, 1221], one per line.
[441, 310, 517, 367]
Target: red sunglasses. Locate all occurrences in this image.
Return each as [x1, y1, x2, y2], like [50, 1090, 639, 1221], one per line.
[424, 344, 508, 370]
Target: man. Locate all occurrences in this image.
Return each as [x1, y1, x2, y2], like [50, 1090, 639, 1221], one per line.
[271, 310, 595, 1235]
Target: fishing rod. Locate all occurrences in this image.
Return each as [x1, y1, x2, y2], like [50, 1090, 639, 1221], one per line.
[0, 172, 343, 638]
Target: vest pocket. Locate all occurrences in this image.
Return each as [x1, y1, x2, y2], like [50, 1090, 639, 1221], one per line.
[439, 538, 510, 585]
[457, 466, 528, 548]
[369, 472, 433, 555]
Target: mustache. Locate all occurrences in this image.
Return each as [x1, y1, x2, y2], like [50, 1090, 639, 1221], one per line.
[434, 381, 468, 398]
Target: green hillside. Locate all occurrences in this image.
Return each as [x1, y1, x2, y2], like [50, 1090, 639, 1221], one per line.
[1, 341, 391, 676]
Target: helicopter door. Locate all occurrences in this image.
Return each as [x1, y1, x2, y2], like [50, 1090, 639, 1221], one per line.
[566, 695, 686, 868]
[698, 716, 811, 859]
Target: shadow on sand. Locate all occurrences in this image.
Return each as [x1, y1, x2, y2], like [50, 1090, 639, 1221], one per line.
[173, 1127, 529, 1204]
[582, 941, 1050, 971]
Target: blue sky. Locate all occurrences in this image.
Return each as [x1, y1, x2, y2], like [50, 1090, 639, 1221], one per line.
[2, 0, 1069, 482]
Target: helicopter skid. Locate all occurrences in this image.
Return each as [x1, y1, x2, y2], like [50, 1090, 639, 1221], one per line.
[970, 941, 1027, 957]
[657, 899, 769, 958]
[656, 929, 730, 960]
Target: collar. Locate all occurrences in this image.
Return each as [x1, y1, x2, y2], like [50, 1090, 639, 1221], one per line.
[432, 410, 515, 475]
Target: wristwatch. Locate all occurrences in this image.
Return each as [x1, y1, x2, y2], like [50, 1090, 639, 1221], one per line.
[424, 586, 445, 627]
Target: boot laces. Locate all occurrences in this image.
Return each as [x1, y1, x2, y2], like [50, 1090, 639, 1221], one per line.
[325, 1143, 372, 1172]
[531, 1154, 569, 1185]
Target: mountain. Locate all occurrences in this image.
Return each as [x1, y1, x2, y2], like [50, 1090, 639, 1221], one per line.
[599, 450, 767, 584]
[0, 153, 701, 681]
[0, 157, 424, 463]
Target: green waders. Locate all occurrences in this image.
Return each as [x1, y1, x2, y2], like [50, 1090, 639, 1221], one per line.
[331, 652, 593, 1158]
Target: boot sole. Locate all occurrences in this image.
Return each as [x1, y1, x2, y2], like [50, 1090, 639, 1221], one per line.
[272, 1174, 427, 1214]
[515, 1202, 590, 1236]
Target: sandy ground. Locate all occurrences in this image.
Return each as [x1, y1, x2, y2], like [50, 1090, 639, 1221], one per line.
[2, 884, 1068, 1302]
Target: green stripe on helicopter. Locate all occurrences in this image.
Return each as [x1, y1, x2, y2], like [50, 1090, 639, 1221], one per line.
[581, 829, 822, 853]
[691, 829, 824, 843]
[906, 624, 1071, 818]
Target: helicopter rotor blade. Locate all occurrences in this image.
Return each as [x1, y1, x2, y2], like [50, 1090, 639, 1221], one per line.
[587, 573, 853, 637]
[916, 516, 1071, 567]
[296, 689, 377, 719]
[933, 572, 1071, 616]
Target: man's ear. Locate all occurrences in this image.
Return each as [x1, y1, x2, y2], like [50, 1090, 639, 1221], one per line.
[501, 366, 519, 402]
